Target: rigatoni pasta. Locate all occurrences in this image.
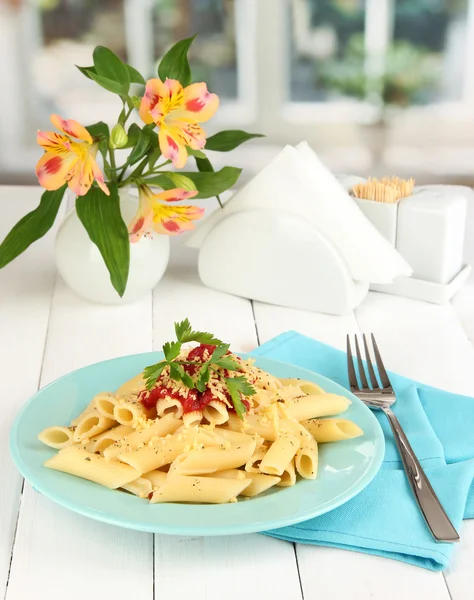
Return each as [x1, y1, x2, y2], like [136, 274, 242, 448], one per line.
[38, 332, 363, 504]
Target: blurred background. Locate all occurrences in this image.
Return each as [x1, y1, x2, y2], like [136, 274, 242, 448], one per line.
[1, 0, 474, 186]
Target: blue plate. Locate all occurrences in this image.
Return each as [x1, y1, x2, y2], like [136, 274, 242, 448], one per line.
[10, 353, 384, 536]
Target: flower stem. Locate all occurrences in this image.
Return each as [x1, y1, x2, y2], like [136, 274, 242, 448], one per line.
[109, 148, 117, 183]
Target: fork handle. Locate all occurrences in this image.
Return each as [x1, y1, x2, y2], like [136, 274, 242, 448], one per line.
[382, 407, 460, 543]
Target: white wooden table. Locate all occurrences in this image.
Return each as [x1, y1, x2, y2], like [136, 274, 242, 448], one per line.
[1, 185, 474, 600]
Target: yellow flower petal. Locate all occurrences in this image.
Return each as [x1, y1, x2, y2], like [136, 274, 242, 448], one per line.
[50, 114, 93, 143]
[139, 78, 166, 125]
[37, 131, 71, 154]
[154, 188, 198, 203]
[67, 154, 96, 196]
[36, 152, 76, 191]
[91, 157, 110, 196]
[128, 185, 155, 242]
[181, 82, 219, 123]
[152, 204, 204, 236]
[158, 128, 188, 169]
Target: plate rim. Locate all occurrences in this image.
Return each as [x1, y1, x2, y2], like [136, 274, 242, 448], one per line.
[10, 351, 385, 536]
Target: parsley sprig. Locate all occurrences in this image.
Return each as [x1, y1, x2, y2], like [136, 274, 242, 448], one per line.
[143, 319, 256, 418]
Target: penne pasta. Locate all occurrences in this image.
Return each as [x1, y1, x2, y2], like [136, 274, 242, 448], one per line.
[244, 446, 268, 473]
[90, 424, 134, 454]
[283, 394, 351, 422]
[226, 412, 278, 441]
[203, 400, 228, 425]
[44, 446, 140, 488]
[259, 434, 301, 476]
[70, 399, 96, 427]
[171, 440, 257, 476]
[113, 398, 150, 427]
[73, 408, 116, 442]
[277, 459, 296, 487]
[104, 413, 181, 459]
[121, 477, 153, 498]
[142, 469, 168, 489]
[279, 416, 318, 479]
[302, 418, 364, 443]
[118, 429, 197, 474]
[157, 397, 184, 419]
[94, 392, 119, 420]
[150, 474, 251, 504]
[279, 378, 325, 395]
[210, 469, 281, 497]
[38, 426, 75, 449]
[182, 410, 203, 428]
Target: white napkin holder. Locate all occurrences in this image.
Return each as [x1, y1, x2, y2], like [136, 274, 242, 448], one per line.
[187, 144, 412, 316]
[196, 207, 369, 314]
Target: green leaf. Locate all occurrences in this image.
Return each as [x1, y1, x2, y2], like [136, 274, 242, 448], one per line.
[186, 147, 207, 159]
[163, 341, 181, 362]
[162, 172, 197, 191]
[123, 123, 141, 148]
[210, 344, 230, 363]
[126, 127, 151, 166]
[126, 63, 146, 85]
[148, 148, 162, 169]
[0, 186, 66, 269]
[76, 65, 95, 79]
[174, 318, 223, 345]
[143, 361, 166, 390]
[205, 130, 265, 152]
[195, 156, 223, 207]
[183, 331, 222, 345]
[225, 376, 254, 419]
[195, 156, 214, 172]
[229, 376, 256, 397]
[76, 183, 130, 297]
[181, 371, 194, 388]
[175, 318, 192, 341]
[196, 366, 210, 392]
[93, 46, 130, 93]
[87, 70, 128, 95]
[169, 362, 184, 382]
[215, 355, 240, 371]
[158, 35, 196, 87]
[86, 121, 110, 161]
[176, 167, 242, 199]
[142, 174, 175, 188]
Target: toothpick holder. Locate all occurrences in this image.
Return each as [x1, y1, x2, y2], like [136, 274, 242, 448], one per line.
[338, 177, 472, 303]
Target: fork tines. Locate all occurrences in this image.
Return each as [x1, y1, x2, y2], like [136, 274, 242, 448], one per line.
[346, 334, 392, 392]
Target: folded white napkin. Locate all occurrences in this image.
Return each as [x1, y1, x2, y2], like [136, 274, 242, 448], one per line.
[188, 143, 412, 283]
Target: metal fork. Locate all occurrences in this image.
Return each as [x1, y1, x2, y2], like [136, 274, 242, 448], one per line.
[347, 333, 460, 543]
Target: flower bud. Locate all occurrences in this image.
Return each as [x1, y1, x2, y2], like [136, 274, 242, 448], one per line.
[110, 123, 128, 149]
[131, 96, 142, 109]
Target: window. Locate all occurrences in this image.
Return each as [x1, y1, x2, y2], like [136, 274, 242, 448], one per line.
[2, 0, 474, 180]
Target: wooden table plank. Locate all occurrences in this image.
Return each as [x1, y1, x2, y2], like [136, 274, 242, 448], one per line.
[6, 280, 154, 600]
[151, 249, 303, 600]
[0, 187, 59, 597]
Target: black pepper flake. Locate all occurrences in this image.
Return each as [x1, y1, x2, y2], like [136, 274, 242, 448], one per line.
[84, 457, 91, 462]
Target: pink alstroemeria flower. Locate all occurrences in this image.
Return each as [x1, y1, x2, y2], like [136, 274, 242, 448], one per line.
[139, 78, 219, 169]
[128, 185, 203, 242]
[36, 114, 109, 196]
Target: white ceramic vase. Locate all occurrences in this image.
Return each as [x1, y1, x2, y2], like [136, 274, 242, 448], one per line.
[55, 190, 170, 305]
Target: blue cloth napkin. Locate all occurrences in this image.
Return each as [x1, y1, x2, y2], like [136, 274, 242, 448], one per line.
[250, 331, 474, 571]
